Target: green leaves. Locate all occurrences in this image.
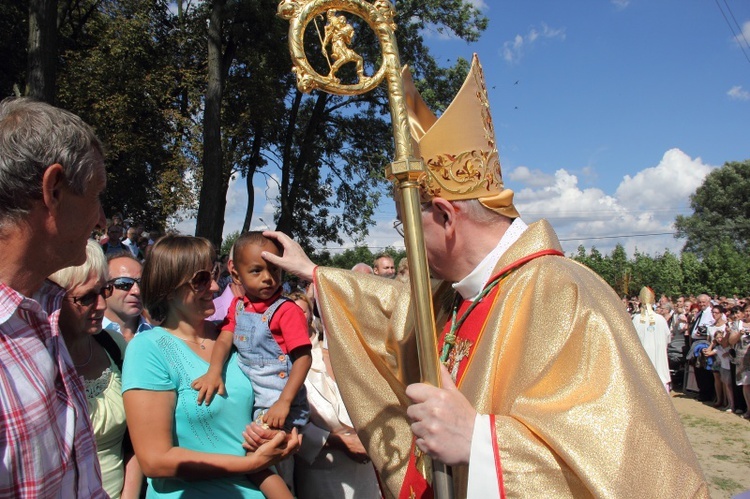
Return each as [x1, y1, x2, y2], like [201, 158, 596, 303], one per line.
[675, 160, 750, 257]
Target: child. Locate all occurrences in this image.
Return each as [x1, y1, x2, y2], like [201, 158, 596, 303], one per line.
[192, 232, 312, 498]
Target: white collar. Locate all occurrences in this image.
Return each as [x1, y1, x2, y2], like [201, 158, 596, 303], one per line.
[452, 218, 528, 301]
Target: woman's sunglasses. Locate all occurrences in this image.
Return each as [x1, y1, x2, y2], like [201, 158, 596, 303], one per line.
[188, 269, 213, 293]
[69, 284, 114, 307]
[108, 277, 141, 292]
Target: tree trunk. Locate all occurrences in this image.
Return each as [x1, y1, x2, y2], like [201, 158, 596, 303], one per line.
[241, 126, 263, 233]
[195, 0, 226, 247]
[27, 0, 58, 102]
[241, 164, 257, 233]
[276, 91, 327, 236]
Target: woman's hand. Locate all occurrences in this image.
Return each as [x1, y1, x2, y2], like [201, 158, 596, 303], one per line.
[245, 428, 301, 472]
[261, 231, 316, 282]
[242, 422, 278, 452]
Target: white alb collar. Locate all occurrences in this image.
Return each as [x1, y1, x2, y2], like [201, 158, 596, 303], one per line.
[452, 218, 528, 301]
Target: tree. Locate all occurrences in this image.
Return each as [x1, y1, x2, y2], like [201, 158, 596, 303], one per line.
[26, 0, 58, 101]
[675, 159, 750, 257]
[701, 239, 749, 296]
[608, 244, 631, 296]
[0, 0, 27, 96]
[193, 0, 489, 249]
[679, 252, 703, 296]
[651, 250, 683, 298]
[56, 0, 200, 230]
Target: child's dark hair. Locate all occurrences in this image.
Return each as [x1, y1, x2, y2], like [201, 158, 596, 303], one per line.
[233, 231, 283, 258]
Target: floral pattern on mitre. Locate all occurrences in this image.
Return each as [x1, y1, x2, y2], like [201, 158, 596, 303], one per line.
[473, 63, 496, 151]
[422, 149, 502, 199]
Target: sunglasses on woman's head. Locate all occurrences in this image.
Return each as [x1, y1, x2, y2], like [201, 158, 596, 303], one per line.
[70, 284, 114, 307]
[188, 269, 213, 293]
[109, 277, 141, 292]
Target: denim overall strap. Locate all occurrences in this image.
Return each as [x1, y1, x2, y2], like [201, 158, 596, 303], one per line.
[233, 297, 309, 429]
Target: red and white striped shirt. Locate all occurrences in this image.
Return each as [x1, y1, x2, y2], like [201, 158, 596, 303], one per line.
[0, 280, 106, 498]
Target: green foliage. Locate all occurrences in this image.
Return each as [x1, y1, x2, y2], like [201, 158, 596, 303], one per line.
[701, 239, 749, 296]
[5, 0, 488, 247]
[220, 231, 241, 257]
[571, 242, 750, 298]
[652, 250, 683, 297]
[56, 0, 201, 230]
[328, 246, 375, 270]
[675, 160, 750, 257]
[311, 246, 406, 271]
[680, 252, 703, 296]
[219, 0, 487, 250]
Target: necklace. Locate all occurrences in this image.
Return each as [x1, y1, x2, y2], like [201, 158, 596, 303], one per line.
[73, 337, 94, 367]
[172, 332, 207, 350]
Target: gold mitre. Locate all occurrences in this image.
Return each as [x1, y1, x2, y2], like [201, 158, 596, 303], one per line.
[402, 54, 519, 218]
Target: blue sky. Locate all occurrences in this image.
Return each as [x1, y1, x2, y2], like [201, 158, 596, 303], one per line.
[176, 0, 749, 257]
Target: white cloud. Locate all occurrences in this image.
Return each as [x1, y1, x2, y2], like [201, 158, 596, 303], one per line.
[611, 0, 630, 9]
[727, 85, 750, 101]
[507, 165, 556, 188]
[511, 149, 714, 255]
[501, 23, 566, 64]
[735, 21, 750, 48]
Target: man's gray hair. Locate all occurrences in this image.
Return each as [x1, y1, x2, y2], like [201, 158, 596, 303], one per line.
[452, 198, 505, 225]
[0, 97, 103, 225]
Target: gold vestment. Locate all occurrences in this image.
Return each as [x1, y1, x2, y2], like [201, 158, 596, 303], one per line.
[315, 220, 708, 498]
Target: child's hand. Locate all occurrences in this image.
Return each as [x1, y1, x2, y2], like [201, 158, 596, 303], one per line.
[263, 400, 291, 430]
[191, 371, 226, 405]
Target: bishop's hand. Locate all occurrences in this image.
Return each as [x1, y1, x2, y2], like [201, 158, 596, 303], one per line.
[262, 231, 316, 282]
[405, 365, 477, 466]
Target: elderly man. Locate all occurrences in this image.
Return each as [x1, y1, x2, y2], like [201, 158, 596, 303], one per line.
[691, 293, 715, 339]
[258, 55, 708, 498]
[0, 97, 108, 497]
[690, 293, 717, 401]
[351, 262, 374, 274]
[103, 252, 152, 341]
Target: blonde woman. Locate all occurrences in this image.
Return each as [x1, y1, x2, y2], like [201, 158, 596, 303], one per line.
[49, 240, 142, 499]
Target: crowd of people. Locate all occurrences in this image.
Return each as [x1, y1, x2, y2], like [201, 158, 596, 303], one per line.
[624, 291, 750, 419]
[1, 52, 713, 499]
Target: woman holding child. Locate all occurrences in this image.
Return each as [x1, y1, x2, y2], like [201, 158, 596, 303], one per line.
[122, 235, 300, 498]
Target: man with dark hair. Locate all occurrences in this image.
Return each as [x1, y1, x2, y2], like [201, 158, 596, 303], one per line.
[0, 97, 107, 497]
[102, 224, 126, 255]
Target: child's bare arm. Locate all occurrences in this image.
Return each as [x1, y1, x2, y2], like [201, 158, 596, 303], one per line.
[264, 346, 312, 429]
[192, 329, 234, 405]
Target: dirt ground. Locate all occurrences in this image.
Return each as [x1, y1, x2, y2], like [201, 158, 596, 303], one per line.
[671, 391, 750, 498]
